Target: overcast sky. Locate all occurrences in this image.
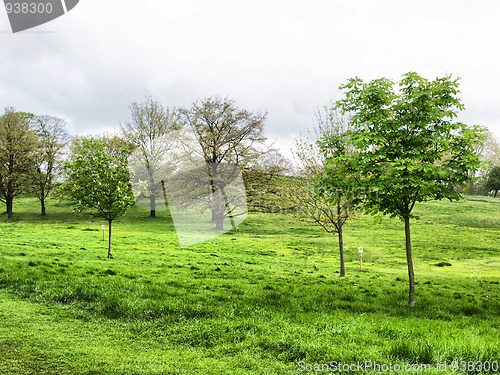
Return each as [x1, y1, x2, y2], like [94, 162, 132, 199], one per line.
[1, 0, 499, 160]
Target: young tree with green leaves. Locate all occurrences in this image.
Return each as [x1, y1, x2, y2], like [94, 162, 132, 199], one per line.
[60, 139, 135, 259]
[0, 108, 37, 219]
[287, 106, 358, 277]
[31, 115, 70, 215]
[318, 72, 484, 306]
[485, 166, 500, 197]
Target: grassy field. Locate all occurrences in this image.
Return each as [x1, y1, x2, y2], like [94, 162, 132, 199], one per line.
[0, 196, 499, 374]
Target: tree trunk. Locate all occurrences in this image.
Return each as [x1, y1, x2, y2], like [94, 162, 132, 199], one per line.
[337, 203, 345, 277]
[495, 190, 498, 198]
[222, 189, 236, 230]
[404, 215, 416, 307]
[212, 178, 225, 229]
[215, 215, 224, 230]
[41, 197, 46, 216]
[338, 224, 345, 277]
[149, 195, 156, 217]
[161, 180, 169, 210]
[227, 209, 236, 230]
[6, 196, 13, 219]
[210, 163, 218, 222]
[107, 219, 113, 259]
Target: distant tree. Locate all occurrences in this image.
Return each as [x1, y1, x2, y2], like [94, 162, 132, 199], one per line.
[485, 166, 500, 197]
[243, 149, 292, 212]
[179, 96, 267, 229]
[287, 106, 359, 277]
[319, 72, 484, 306]
[31, 115, 70, 215]
[122, 98, 179, 217]
[60, 139, 134, 259]
[478, 131, 500, 194]
[0, 108, 37, 218]
[70, 132, 135, 160]
[467, 129, 500, 194]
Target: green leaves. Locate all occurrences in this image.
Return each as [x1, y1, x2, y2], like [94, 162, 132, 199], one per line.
[320, 72, 484, 220]
[60, 139, 134, 221]
[485, 166, 500, 197]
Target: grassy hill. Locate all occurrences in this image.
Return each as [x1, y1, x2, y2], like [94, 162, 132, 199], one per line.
[0, 196, 499, 374]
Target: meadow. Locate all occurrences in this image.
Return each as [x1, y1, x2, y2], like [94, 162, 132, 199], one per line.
[0, 196, 499, 374]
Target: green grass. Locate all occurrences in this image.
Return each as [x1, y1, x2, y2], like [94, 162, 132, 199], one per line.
[0, 196, 499, 374]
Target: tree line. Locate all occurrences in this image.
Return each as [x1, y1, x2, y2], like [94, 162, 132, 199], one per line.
[0, 97, 289, 217]
[0, 109, 70, 218]
[1, 72, 500, 306]
[1, 97, 289, 257]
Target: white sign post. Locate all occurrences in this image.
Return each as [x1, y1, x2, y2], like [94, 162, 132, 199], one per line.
[358, 247, 363, 271]
[102, 225, 105, 241]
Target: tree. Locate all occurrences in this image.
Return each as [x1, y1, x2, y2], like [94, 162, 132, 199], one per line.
[179, 96, 267, 230]
[318, 72, 484, 306]
[31, 115, 70, 215]
[478, 131, 500, 194]
[122, 98, 179, 217]
[243, 149, 292, 212]
[288, 106, 358, 277]
[0, 108, 37, 219]
[466, 129, 500, 194]
[485, 166, 500, 197]
[60, 139, 135, 259]
[70, 132, 135, 161]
